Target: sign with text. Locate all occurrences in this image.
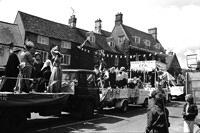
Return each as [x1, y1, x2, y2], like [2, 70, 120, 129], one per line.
[130, 60, 166, 72]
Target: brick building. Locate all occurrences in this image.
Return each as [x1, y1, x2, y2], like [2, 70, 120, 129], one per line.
[14, 11, 167, 70]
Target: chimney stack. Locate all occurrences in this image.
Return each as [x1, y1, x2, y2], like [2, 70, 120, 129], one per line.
[115, 12, 123, 25]
[148, 28, 157, 40]
[95, 19, 102, 34]
[68, 15, 77, 28]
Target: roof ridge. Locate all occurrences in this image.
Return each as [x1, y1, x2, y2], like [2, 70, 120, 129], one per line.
[0, 20, 18, 26]
[122, 24, 152, 37]
[18, 11, 72, 29]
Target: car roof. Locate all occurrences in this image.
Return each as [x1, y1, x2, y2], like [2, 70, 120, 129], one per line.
[62, 69, 95, 73]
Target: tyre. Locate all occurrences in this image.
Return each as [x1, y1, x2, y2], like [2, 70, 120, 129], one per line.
[143, 98, 148, 108]
[121, 100, 128, 112]
[81, 100, 94, 120]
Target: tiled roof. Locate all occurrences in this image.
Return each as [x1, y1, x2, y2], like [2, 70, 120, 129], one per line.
[122, 25, 165, 53]
[76, 28, 99, 49]
[94, 33, 118, 53]
[18, 11, 115, 53]
[101, 30, 111, 37]
[0, 21, 23, 47]
[18, 11, 84, 44]
[166, 54, 181, 70]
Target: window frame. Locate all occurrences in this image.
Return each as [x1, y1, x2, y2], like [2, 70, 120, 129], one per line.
[144, 39, 151, 47]
[35, 50, 48, 62]
[37, 35, 49, 45]
[61, 41, 71, 49]
[89, 35, 95, 43]
[118, 35, 125, 44]
[61, 54, 71, 66]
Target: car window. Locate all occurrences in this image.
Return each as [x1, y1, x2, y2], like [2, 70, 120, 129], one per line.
[62, 72, 77, 82]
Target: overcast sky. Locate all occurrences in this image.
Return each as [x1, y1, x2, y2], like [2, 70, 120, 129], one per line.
[0, 0, 200, 68]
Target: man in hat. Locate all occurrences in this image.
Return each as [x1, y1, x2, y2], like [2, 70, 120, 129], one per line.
[1, 43, 21, 92]
[19, 40, 35, 93]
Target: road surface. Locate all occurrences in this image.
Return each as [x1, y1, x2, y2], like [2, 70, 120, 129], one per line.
[26, 101, 200, 133]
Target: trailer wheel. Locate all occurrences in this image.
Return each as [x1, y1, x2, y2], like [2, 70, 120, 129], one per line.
[81, 100, 94, 120]
[143, 98, 148, 108]
[121, 100, 128, 112]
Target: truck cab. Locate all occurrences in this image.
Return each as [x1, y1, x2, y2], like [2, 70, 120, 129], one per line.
[62, 69, 100, 119]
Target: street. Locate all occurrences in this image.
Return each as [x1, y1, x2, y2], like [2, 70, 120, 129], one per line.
[25, 100, 200, 133]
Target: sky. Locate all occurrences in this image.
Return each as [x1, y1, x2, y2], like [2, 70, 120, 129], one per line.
[0, 0, 200, 68]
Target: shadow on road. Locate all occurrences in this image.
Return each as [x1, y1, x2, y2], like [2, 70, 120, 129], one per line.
[167, 101, 183, 108]
[99, 105, 147, 118]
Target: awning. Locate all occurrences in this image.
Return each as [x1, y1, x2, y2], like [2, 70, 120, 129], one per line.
[130, 60, 166, 72]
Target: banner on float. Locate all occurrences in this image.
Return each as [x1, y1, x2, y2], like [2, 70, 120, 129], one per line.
[130, 60, 166, 72]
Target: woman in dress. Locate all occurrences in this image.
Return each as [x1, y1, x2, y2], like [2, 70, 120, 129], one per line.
[47, 46, 62, 93]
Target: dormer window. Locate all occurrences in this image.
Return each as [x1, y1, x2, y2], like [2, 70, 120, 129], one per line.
[37, 35, 49, 45]
[118, 35, 125, 44]
[89, 35, 95, 43]
[155, 43, 160, 49]
[61, 41, 71, 49]
[108, 41, 115, 48]
[132, 36, 140, 44]
[144, 39, 151, 47]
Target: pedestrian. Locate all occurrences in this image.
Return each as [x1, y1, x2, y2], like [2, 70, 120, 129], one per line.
[1, 43, 21, 92]
[19, 40, 35, 93]
[47, 46, 62, 93]
[182, 94, 198, 133]
[145, 93, 170, 133]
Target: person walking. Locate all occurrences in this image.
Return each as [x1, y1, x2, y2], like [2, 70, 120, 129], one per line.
[145, 93, 170, 133]
[1, 43, 21, 92]
[182, 94, 198, 133]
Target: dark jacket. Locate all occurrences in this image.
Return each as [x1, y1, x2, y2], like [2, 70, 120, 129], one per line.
[183, 103, 198, 121]
[1, 53, 20, 92]
[146, 105, 170, 133]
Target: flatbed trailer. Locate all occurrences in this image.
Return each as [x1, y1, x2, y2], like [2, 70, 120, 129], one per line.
[0, 69, 100, 133]
[99, 87, 149, 112]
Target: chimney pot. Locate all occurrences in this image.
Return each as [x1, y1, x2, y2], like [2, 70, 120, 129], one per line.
[95, 18, 102, 34]
[148, 27, 157, 40]
[68, 15, 77, 28]
[115, 12, 123, 25]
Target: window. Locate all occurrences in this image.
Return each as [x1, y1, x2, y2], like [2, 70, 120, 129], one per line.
[144, 39, 151, 47]
[118, 36, 125, 44]
[155, 43, 160, 49]
[61, 41, 71, 49]
[132, 36, 140, 44]
[108, 41, 115, 48]
[89, 36, 95, 43]
[36, 50, 48, 62]
[37, 35, 49, 45]
[61, 54, 71, 65]
[114, 56, 119, 66]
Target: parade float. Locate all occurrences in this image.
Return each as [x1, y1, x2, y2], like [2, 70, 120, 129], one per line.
[0, 69, 100, 133]
[129, 60, 172, 102]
